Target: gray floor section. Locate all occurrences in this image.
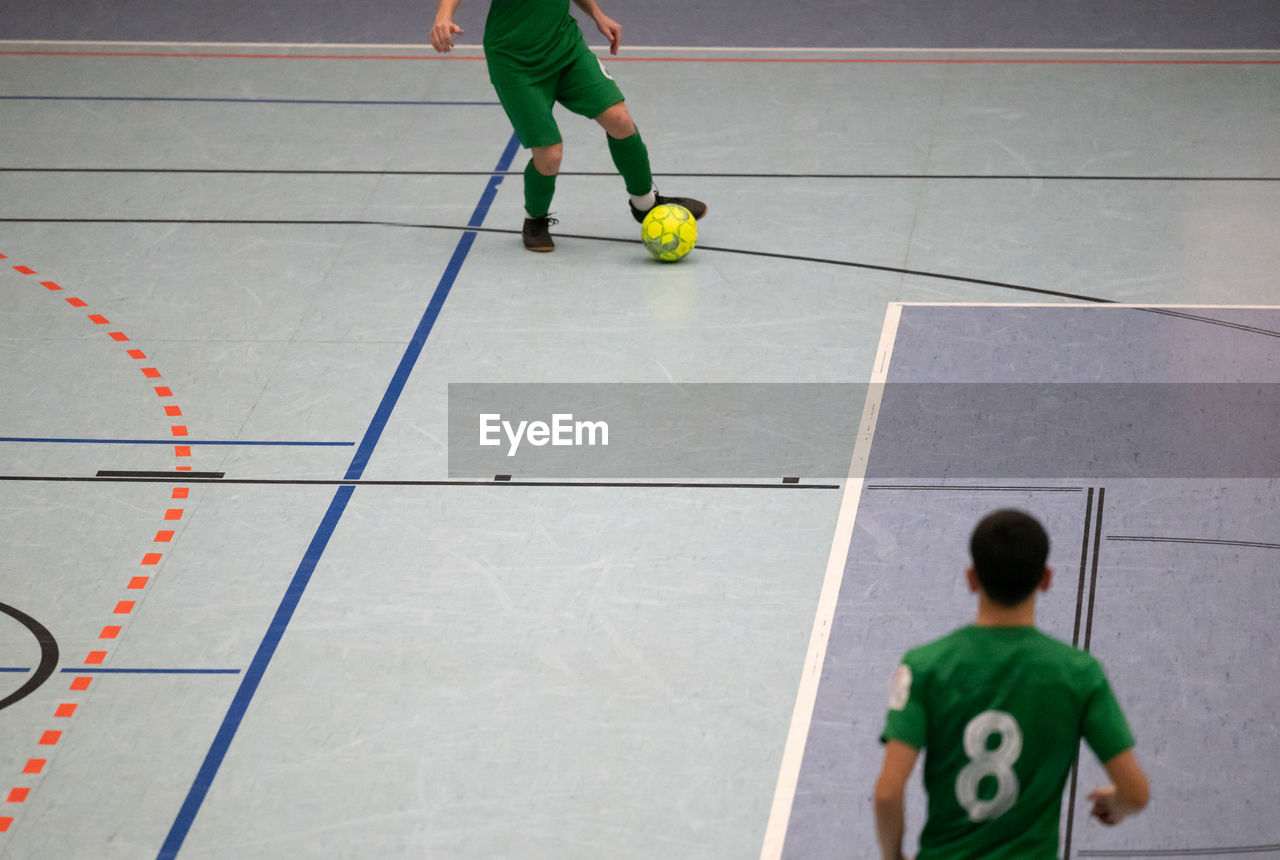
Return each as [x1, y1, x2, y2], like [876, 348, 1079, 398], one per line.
[1, 10, 1279, 860]
[1, 0, 1278, 49]
[784, 305, 1280, 858]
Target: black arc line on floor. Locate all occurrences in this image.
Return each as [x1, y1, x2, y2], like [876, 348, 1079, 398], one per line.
[0, 601, 60, 711]
[9, 216, 1277, 333]
[0, 216, 1114, 303]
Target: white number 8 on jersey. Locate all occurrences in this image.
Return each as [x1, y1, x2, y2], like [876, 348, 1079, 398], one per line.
[955, 710, 1022, 821]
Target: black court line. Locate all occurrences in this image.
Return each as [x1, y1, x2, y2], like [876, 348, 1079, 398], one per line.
[1071, 488, 1096, 648]
[1136, 308, 1280, 340]
[1063, 486, 1105, 860]
[60, 667, 241, 675]
[1082, 488, 1105, 652]
[1078, 847, 1280, 857]
[0, 95, 498, 106]
[97, 470, 225, 479]
[1108, 535, 1280, 550]
[1063, 487, 1096, 860]
[2, 436, 350, 446]
[3, 167, 1279, 182]
[0, 217, 1117, 303]
[865, 484, 1085, 492]
[0, 473, 840, 490]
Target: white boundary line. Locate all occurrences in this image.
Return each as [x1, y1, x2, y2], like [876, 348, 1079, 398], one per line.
[2, 40, 1278, 55]
[758, 302, 904, 860]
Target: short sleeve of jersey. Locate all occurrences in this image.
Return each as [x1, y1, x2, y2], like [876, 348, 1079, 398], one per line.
[1081, 663, 1136, 764]
[880, 660, 927, 749]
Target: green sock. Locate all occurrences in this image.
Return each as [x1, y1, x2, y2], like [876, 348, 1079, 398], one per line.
[606, 131, 654, 198]
[524, 159, 557, 219]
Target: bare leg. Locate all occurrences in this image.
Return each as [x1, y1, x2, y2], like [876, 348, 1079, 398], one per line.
[594, 102, 637, 140]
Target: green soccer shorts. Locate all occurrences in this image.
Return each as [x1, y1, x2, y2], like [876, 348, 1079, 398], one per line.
[490, 41, 625, 149]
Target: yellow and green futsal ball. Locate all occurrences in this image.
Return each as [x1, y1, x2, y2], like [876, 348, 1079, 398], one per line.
[641, 204, 697, 262]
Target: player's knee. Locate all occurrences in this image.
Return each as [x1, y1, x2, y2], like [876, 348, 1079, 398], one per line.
[531, 144, 563, 175]
[596, 102, 636, 139]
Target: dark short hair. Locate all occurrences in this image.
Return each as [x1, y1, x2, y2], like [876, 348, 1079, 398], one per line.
[970, 509, 1050, 606]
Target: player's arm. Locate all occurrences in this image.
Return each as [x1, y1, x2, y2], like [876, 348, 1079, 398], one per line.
[430, 0, 465, 53]
[873, 739, 919, 860]
[1087, 749, 1150, 825]
[571, 0, 622, 54]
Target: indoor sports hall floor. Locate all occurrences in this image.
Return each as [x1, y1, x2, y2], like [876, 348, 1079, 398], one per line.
[1, 3, 1278, 858]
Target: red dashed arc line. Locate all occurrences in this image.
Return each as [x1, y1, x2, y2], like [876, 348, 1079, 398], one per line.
[1, 253, 192, 836]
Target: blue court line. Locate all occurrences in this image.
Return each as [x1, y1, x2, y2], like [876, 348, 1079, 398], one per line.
[156, 130, 522, 860]
[1, 440, 350, 447]
[0, 95, 499, 106]
[0, 436, 352, 446]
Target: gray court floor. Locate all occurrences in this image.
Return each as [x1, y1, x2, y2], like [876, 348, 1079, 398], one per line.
[2, 5, 1279, 859]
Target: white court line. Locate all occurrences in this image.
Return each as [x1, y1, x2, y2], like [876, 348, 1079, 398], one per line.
[2, 40, 1278, 55]
[758, 301, 903, 860]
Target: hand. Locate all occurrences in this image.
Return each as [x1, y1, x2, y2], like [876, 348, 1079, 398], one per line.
[594, 14, 622, 54]
[430, 20, 464, 53]
[1087, 785, 1127, 826]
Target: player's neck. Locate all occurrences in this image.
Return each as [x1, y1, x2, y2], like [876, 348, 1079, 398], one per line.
[974, 595, 1036, 627]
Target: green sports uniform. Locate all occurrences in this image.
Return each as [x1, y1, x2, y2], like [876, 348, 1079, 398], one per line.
[881, 625, 1135, 859]
[483, 0, 625, 148]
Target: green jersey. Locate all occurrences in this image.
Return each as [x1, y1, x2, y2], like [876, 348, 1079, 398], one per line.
[881, 626, 1134, 859]
[484, 0, 586, 87]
